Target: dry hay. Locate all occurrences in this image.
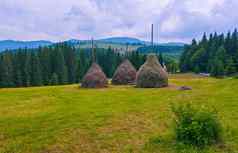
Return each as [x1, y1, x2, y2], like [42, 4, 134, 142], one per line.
[81, 63, 108, 88]
[136, 54, 168, 88]
[112, 59, 137, 85]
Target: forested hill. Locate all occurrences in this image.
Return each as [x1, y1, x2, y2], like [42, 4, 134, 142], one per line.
[0, 38, 185, 56]
[98, 37, 143, 44]
[180, 29, 238, 77]
[137, 45, 184, 56]
[0, 40, 52, 51]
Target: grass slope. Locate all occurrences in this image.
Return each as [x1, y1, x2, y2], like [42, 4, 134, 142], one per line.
[76, 42, 142, 51]
[0, 74, 238, 153]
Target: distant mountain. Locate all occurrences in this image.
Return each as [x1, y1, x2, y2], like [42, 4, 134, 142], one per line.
[137, 45, 185, 56]
[0, 40, 52, 52]
[98, 37, 143, 44]
[0, 37, 186, 54]
[66, 39, 81, 45]
[66, 37, 186, 46]
[159, 42, 186, 47]
[65, 37, 144, 45]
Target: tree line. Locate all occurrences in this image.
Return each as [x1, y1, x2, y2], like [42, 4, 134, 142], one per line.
[180, 29, 238, 76]
[0, 43, 178, 88]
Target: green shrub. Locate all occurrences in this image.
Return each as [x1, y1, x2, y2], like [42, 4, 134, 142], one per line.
[172, 104, 222, 147]
[234, 75, 238, 79]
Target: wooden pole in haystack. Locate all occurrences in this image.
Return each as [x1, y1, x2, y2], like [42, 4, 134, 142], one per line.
[151, 24, 154, 47]
[91, 37, 96, 63]
[81, 38, 108, 88]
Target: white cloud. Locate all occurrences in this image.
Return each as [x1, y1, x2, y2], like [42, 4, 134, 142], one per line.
[0, 0, 237, 42]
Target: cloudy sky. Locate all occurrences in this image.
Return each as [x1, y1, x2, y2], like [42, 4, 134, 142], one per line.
[0, 0, 238, 42]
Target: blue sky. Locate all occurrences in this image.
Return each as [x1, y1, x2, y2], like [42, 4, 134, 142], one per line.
[0, 0, 237, 42]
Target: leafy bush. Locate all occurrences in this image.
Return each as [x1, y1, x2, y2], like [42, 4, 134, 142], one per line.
[233, 75, 238, 79]
[172, 104, 222, 147]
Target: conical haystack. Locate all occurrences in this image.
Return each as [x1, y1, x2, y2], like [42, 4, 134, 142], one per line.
[136, 54, 168, 88]
[112, 59, 137, 85]
[81, 63, 108, 88]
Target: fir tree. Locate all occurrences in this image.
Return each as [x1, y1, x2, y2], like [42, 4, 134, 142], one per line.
[64, 45, 77, 83]
[158, 52, 164, 67]
[180, 29, 238, 76]
[0, 52, 14, 87]
[77, 50, 89, 82]
[50, 73, 59, 85]
[30, 52, 42, 86]
[39, 46, 51, 85]
[225, 56, 236, 75]
[15, 70, 23, 87]
[211, 59, 225, 77]
[22, 50, 31, 87]
[52, 47, 68, 84]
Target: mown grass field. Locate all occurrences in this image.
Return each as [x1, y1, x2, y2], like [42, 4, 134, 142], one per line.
[0, 74, 238, 153]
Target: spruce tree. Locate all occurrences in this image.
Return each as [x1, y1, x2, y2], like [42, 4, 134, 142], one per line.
[180, 29, 238, 76]
[191, 47, 206, 72]
[211, 59, 225, 77]
[0, 52, 14, 87]
[39, 46, 51, 85]
[211, 46, 226, 76]
[225, 56, 236, 75]
[13, 51, 24, 87]
[15, 70, 23, 87]
[53, 48, 68, 84]
[64, 44, 77, 83]
[22, 50, 31, 87]
[50, 73, 59, 85]
[158, 52, 164, 67]
[30, 52, 43, 86]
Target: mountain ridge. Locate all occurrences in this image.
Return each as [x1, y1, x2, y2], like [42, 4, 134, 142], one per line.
[0, 40, 52, 51]
[0, 37, 186, 52]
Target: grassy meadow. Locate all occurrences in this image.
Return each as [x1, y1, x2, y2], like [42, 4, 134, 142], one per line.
[0, 74, 238, 153]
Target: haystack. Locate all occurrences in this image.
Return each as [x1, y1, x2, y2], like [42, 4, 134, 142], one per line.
[136, 54, 168, 88]
[81, 63, 108, 88]
[112, 59, 137, 85]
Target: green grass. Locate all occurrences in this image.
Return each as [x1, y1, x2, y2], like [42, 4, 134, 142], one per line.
[0, 74, 238, 153]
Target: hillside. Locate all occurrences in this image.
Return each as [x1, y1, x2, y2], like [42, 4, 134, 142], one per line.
[137, 45, 184, 56]
[0, 74, 237, 153]
[0, 38, 185, 56]
[76, 42, 143, 52]
[69, 37, 185, 54]
[98, 37, 143, 44]
[67, 37, 144, 45]
[0, 40, 52, 51]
